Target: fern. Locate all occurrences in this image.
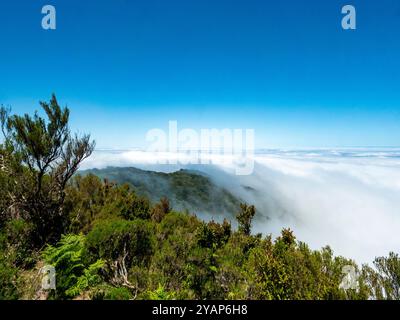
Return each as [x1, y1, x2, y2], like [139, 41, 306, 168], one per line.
[42, 234, 104, 298]
[148, 284, 176, 300]
[65, 259, 104, 297]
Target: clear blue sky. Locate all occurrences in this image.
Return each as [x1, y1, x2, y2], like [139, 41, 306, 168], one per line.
[1, 0, 400, 149]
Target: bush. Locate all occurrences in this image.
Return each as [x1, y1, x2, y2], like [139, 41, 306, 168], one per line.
[196, 219, 231, 249]
[236, 203, 255, 236]
[91, 285, 133, 300]
[158, 212, 200, 241]
[85, 219, 154, 267]
[2, 219, 35, 268]
[0, 251, 19, 300]
[146, 284, 176, 300]
[0, 220, 33, 300]
[363, 252, 400, 300]
[151, 197, 171, 223]
[66, 176, 151, 233]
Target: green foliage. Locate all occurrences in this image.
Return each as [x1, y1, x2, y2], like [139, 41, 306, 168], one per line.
[183, 246, 223, 299]
[65, 259, 105, 298]
[236, 203, 256, 236]
[0, 95, 95, 246]
[146, 284, 176, 300]
[158, 211, 201, 240]
[2, 219, 35, 268]
[65, 175, 151, 233]
[246, 244, 291, 299]
[89, 285, 133, 300]
[42, 234, 104, 299]
[196, 219, 231, 249]
[85, 219, 154, 267]
[374, 252, 400, 299]
[363, 252, 400, 300]
[151, 197, 171, 223]
[0, 219, 35, 300]
[83, 167, 240, 217]
[103, 286, 133, 300]
[0, 250, 19, 300]
[147, 212, 200, 297]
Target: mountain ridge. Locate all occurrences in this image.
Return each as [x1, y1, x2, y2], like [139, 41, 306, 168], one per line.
[80, 166, 241, 218]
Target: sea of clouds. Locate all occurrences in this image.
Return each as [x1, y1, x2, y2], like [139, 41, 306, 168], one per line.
[81, 148, 400, 264]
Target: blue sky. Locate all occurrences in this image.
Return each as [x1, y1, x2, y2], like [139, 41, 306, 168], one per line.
[1, 0, 400, 149]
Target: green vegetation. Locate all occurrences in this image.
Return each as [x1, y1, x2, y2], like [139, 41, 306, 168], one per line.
[42, 234, 104, 299]
[82, 167, 240, 218]
[1, 96, 400, 300]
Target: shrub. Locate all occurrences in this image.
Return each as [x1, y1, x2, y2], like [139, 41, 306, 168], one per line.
[236, 203, 255, 236]
[85, 219, 154, 267]
[66, 176, 151, 233]
[91, 285, 133, 300]
[151, 197, 171, 223]
[364, 252, 400, 300]
[146, 284, 176, 300]
[0, 251, 19, 300]
[196, 219, 231, 249]
[3, 219, 35, 268]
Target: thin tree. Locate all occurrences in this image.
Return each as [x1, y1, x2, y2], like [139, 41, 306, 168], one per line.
[236, 203, 256, 236]
[0, 94, 95, 246]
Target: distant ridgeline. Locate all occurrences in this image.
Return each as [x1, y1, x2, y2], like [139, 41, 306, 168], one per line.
[80, 167, 241, 218]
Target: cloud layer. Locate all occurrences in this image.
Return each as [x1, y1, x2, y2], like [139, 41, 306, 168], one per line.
[81, 148, 400, 264]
